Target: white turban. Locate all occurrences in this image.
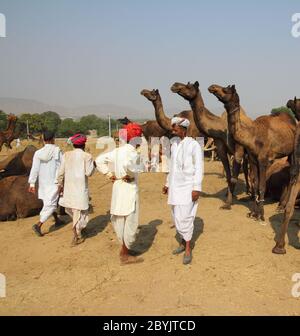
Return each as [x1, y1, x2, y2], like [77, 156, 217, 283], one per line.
[171, 117, 190, 129]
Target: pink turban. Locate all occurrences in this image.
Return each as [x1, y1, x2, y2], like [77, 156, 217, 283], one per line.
[70, 133, 87, 146]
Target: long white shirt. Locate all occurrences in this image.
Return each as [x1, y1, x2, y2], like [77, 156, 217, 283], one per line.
[166, 137, 204, 205]
[57, 149, 95, 211]
[28, 144, 62, 201]
[96, 144, 144, 216]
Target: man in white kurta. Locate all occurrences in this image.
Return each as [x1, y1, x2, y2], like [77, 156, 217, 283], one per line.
[57, 134, 95, 246]
[28, 131, 63, 237]
[96, 123, 144, 265]
[163, 117, 204, 265]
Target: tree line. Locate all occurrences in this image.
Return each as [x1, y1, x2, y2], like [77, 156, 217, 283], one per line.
[0, 111, 118, 138]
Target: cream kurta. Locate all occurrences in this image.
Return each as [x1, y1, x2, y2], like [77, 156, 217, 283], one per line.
[166, 137, 204, 205]
[57, 149, 95, 211]
[96, 144, 144, 216]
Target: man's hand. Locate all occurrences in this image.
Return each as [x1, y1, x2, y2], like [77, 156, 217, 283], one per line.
[58, 185, 64, 196]
[110, 175, 116, 183]
[28, 186, 36, 194]
[192, 190, 201, 202]
[162, 186, 168, 195]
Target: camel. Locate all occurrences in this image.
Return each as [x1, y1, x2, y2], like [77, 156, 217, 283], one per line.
[0, 114, 18, 151]
[0, 145, 36, 179]
[140, 89, 201, 138]
[272, 122, 300, 254]
[0, 175, 43, 221]
[170, 81, 251, 209]
[117, 115, 169, 142]
[287, 97, 300, 120]
[209, 84, 297, 222]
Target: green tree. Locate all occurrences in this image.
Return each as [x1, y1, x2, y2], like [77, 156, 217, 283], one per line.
[0, 110, 7, 131]
[271, 106, 295, 120]
[57, 118, 80, 137]
[41, 111, 61, 133]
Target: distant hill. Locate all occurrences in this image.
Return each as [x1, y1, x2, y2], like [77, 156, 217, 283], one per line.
[0, 97, 147, 120]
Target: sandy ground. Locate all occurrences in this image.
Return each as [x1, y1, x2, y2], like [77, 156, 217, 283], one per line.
[0, 141, 299, 316]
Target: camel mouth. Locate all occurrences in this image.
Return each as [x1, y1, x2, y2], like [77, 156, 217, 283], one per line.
[140, 90, 148, 96]
[170, 85, 180, 93]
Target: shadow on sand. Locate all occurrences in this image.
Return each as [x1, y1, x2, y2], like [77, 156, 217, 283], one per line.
[269, 211, 300, 250]
[130, 219, 163, 256]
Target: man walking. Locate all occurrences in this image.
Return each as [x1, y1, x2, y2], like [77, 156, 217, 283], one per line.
[163, 117, 204, 265]
[29, 131, 63, 237]
[57, 134, 95, 246]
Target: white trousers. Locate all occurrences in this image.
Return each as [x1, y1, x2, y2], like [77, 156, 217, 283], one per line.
[171, 202, 198, 242]
[39, 191, 59, 223]
[111, 203, 139, 249]
[65, 208, 89, 237]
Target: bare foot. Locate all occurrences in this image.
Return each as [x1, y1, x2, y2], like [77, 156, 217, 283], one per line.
[120, 255, 144, 265]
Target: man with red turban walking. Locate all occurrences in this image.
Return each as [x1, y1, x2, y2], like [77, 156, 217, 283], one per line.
[96, 123, 145, 265]
[57, 134, 95, 246]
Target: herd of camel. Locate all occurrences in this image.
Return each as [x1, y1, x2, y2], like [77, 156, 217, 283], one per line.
[0, 81, 300, 255]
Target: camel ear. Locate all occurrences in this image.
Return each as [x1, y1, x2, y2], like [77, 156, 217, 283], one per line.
[155, 89, 159, 94]
[295, 97, 297, 103]
[194, 81, 199, 89]
[231, 85, 236, 91]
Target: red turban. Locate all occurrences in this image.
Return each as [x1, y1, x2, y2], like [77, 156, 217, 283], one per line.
[70, 133, 87, 146]
[119, 123, 143, 142]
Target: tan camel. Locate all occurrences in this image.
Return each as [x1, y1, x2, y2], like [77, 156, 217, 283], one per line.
[0, 175, 43, 221]
[117, 115, 168, 141]
[140, 89, 201, 138]
[0, 114, 18, 151]
[209, 84, 296, 222]
[0, 145, 36, 179]
[272, 122, 300, 254]
[170, 81, 251, 209]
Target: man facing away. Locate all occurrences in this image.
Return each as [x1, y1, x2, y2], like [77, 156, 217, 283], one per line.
[96, 123, 145, 265]
[163, 117, 204, 265]
[28, 131, 63, 237]
[57, 134, 95, 246]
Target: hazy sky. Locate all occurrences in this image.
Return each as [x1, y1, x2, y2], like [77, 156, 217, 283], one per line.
[0, 0, 300, 118]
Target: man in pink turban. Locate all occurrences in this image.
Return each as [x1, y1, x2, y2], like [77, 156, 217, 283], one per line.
[57, 133, 95, 246]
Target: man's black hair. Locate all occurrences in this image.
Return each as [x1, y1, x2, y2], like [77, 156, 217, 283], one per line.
[43, 130, 55, 141]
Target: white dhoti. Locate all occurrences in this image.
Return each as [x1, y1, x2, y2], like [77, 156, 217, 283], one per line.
[111, 202, 139, 249]
[39, 188, 59, 223]
[65, 208, 89, 237]
[171, 202, 198, 242]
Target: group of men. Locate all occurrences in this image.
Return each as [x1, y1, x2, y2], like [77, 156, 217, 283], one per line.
[28, 117, 204, 265]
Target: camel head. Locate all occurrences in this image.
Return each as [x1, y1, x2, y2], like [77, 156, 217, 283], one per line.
[7, 114, 17, 123]
[117, 117, 132, 125]
[287, 97, 300, 121]
[171, 81, 199, 101]
[208, 84, 238, 105]
[140, 89, 160, 102]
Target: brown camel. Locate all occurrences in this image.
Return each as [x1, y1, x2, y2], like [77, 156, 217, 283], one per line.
[170, 81, 251, 209]
[0, 114, 18, 151]
[0, 175, 43, 221]
[140, 89, 201, 138]
[0, 145, 37, 179]
[117, 115, 169, 141]
[209, 84, 297, 222]
[287, 97, 300, 120]
[272, 122, 300, 254]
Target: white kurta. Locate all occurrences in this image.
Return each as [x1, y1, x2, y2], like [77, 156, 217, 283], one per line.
[57, 149, 95, 211]
[28, 144, 62, 223]
[96, 144, 144, 248]
[166, 137, 203, 242]
[166, 137, 203, 205]
[96, 144, 144, 216]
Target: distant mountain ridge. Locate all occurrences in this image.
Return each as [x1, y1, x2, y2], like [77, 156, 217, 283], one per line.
[0, 97, 147, 120]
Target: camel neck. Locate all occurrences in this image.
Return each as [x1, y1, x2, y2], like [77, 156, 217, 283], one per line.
[5, 118, 16, 138]
[190, 91, 225, 138]
[153, 96, 172, 131]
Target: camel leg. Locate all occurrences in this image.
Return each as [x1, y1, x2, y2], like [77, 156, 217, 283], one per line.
[276, 184, 290, 213]
[247, 158, 259, 219]
[216, 141, 233, 210]
[272, 180, 300, 254]
[256, 161, 267, 222]
[243, 155, 251, 195]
